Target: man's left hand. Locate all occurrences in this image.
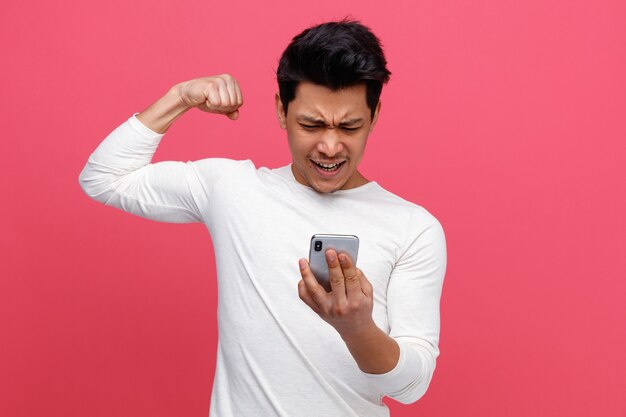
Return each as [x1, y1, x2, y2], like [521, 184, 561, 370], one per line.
[298, 249, 376, 339]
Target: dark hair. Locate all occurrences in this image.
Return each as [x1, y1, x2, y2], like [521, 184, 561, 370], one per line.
[277, 19, 391, 119]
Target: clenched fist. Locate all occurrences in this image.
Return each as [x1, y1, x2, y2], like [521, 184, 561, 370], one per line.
[177, 74, 244, 120]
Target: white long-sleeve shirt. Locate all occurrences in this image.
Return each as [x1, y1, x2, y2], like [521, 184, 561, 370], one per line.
[79, 115, 447, 417]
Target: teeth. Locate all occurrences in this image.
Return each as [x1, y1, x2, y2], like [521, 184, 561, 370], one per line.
[315, 161, 343, 168]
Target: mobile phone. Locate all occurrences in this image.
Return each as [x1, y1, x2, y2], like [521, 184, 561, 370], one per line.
[308, 234, 359, 292]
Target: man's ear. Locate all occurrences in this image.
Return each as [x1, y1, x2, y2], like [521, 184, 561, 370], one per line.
[369, 100, 382, 132]
[275, 93, 287, 129]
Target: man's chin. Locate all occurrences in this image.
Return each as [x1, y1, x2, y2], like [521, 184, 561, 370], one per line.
[310, 178, 345, 194]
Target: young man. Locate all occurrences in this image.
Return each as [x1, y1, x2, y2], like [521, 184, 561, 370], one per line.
[79, 20, 447, 417]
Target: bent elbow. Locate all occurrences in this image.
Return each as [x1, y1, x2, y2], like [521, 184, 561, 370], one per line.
[385, 340, 438, 405]
[387, 366, 435, 404]
[78, 162, 115, 203]
[388, 377, 431, 404]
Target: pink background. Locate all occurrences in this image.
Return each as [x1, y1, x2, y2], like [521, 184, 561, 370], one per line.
[2, 0, 625, 416]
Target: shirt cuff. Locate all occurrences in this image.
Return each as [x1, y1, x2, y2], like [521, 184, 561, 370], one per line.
[128, 113, 165, 138]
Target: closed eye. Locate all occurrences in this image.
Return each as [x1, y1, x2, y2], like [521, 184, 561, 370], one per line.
[300, 124, 320, 130]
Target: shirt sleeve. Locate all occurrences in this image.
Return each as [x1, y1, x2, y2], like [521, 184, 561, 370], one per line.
[78, 114, 240, 223]
[363, 211, 447, 403]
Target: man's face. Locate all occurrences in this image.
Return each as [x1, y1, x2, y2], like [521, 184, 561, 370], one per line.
[276, 82, 380, 193]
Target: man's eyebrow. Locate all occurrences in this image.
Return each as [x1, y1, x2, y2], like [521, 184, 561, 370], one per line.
[297, 116, 326, 124]
[338, 118, 363, 126]
[296, 116, 364, 125]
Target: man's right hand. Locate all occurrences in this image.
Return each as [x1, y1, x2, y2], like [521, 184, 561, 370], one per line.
[177, 74, 244, 120]
[136, 74, 244, 133]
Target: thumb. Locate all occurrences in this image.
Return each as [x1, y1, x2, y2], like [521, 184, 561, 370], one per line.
[226, 110, 240, 120]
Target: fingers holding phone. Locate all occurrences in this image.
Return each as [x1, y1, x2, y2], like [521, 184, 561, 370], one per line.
[323, 249, 372, 310]
[308, 234, 359, 292]
[298, 234, 375, 337]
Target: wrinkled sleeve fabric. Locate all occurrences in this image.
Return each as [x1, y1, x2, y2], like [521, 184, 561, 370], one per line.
[78, 114, 239, 223]
[364, 211, 447, 404]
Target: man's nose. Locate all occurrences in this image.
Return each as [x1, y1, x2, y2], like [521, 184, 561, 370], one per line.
[317, 128, 344, 157]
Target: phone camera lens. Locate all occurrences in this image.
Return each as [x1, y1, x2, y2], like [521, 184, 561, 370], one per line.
[314, 241, 322, 251]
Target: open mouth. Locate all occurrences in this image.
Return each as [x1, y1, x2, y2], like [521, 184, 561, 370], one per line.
[311, 160, 346, 172]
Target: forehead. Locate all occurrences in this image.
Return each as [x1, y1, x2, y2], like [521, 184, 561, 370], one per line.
[290, 82, 369, 120]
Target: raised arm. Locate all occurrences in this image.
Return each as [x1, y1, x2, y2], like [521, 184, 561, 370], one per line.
[78, 75, 244, 223]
